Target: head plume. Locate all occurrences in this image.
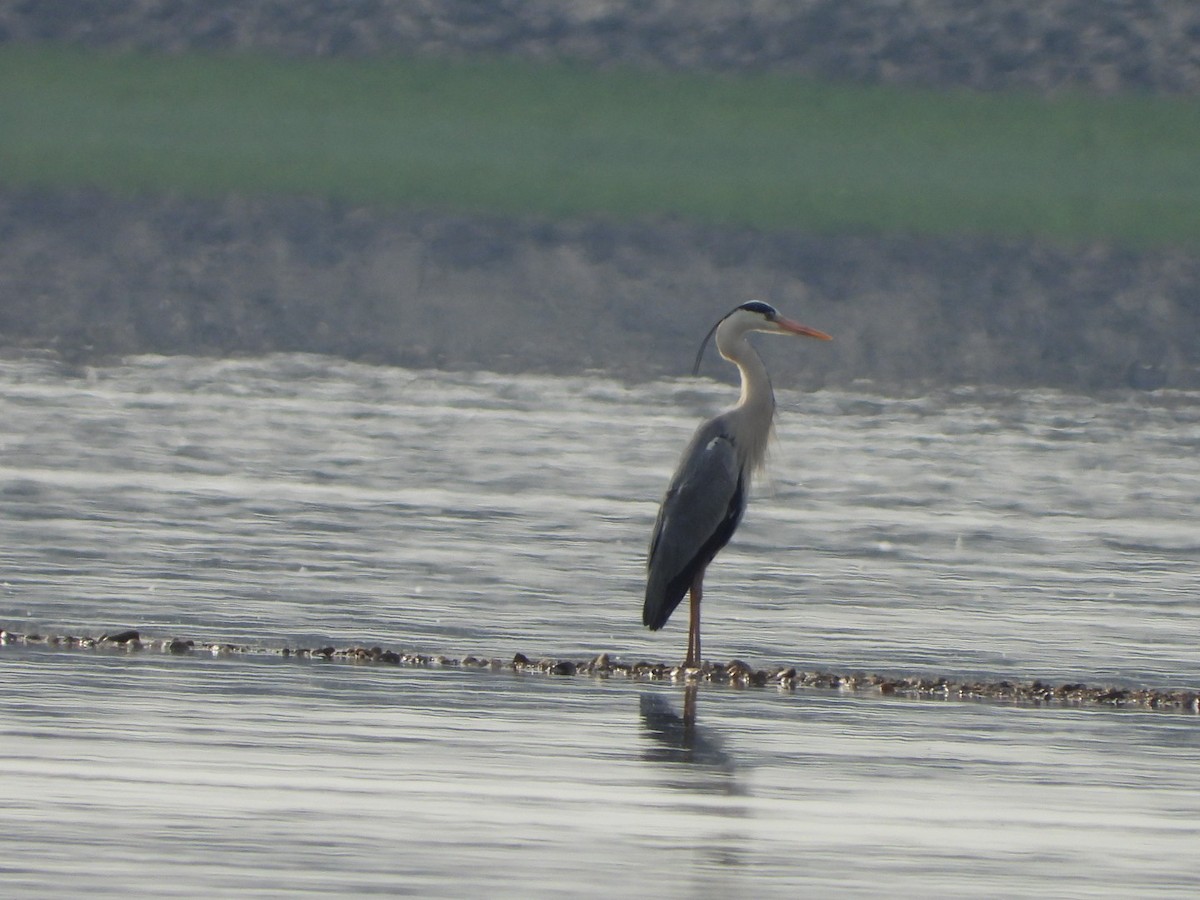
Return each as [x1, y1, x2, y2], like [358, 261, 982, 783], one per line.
[691, 301, 781, 375]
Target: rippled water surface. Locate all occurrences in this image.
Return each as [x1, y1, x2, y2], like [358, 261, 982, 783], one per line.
[2, 354, 1199, 896]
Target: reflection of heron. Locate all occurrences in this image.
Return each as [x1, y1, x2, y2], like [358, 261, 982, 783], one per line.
[644, 302, 831, 667]
[639, 687, 737, 779]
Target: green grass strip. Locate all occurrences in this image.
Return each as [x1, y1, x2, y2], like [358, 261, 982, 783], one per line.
[3, 45, 1200, 244]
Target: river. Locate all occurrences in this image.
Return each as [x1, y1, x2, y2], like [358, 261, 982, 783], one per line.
[1, 353, 1197, 896]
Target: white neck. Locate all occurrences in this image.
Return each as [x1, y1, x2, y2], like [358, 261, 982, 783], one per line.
[716, 321, 776, 472]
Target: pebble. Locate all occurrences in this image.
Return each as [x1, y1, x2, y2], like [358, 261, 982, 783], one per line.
[2, 628, 1196, 713]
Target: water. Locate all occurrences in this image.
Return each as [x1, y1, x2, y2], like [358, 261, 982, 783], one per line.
[2, 353, 1199, 896]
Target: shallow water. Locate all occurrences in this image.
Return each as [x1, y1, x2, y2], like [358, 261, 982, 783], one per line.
[2, 354, 1199, 895]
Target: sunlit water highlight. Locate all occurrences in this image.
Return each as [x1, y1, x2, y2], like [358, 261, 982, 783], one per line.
[2, 354, 1198, 896]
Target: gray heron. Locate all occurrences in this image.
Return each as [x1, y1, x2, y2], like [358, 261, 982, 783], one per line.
[643, 301, 831, 668]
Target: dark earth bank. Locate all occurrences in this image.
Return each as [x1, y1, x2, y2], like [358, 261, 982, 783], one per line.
[1, 189, 1196, 391]
[4, 0, 1200, 94]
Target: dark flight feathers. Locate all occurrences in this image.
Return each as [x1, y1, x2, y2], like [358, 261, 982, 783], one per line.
[643, 418, 746, 630]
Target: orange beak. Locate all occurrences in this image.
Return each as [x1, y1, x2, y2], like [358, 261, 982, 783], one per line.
[776, 317, 832, 341]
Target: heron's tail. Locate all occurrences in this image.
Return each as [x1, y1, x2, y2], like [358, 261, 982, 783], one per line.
[643, 567, 690, 631]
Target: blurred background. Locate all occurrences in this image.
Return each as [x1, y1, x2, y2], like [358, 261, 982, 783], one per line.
[1, 0, 1198, 390]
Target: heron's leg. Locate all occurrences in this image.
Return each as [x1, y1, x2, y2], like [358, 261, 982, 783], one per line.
[685, 568, 704, 668]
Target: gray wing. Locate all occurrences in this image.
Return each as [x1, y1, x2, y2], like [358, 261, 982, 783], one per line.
[644, 421, 745, 630]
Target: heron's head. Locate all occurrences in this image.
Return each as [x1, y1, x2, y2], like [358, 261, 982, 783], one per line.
[693, 301, 831, 374]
